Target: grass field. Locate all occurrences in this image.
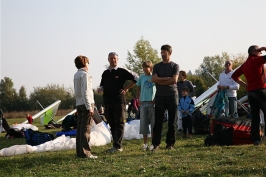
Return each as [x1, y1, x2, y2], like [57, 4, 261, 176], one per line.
[0, 117, 266, 177]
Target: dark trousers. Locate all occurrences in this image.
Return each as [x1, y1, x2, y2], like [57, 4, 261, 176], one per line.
[248, 89, 266, 142]
[182, 115, 192, 134]
[76, 105, 93, 158]
[152, 95, 178, 146]
[105, 103, 125, 149]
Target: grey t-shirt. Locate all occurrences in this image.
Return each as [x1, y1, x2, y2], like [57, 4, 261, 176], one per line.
[152, 61, 179, 96]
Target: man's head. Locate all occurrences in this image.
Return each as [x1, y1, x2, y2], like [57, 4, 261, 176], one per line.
[74, 55, 89, 69]
[161, 44, 172, 62]
[224, 60, 233, 71]
[182, 87, 190, 96]
[108, 52, 118, 68]
[178, 70, 187, 81]
[248, 45, 262, 56]
[142, 61, 153, 75]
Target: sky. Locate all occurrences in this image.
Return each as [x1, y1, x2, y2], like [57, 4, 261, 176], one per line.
[1, 0, 266, 95]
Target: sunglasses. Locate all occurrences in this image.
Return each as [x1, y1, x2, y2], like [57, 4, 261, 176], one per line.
[108, 52, 118, 56]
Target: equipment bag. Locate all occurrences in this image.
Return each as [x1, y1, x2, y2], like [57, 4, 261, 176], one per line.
[205, 116, 255, 146]
[24, 129, 54, 146]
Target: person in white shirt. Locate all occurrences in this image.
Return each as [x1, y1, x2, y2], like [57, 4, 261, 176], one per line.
[217, 60, 240, 118]
[74, 55, 97, 159]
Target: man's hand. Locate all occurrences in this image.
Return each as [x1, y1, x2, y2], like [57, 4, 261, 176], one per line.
[88, 110, 94, 116]
[120, 89, 128, 95]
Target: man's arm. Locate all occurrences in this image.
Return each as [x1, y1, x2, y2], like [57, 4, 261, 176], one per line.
[153, 75, 178, 85]
[235, 79, 247, 89]
[152, 74, 172, 84]
[121, 81, 136, 95]
[136, 86, 141, 104]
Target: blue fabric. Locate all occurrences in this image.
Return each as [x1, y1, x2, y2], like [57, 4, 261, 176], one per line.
[211, 90, 228, 118]
[56, 129, 77, 137]
[178, 96, 195, 118]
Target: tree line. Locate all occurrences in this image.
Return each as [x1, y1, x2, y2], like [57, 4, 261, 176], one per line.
[0, 37, 248, 112]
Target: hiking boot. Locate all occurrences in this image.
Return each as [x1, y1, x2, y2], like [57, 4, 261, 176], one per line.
[149, 144, 154, 151]
[166, 144, 174, 150]
[142, 144, 148, 150]
[106, 147, 123, 153]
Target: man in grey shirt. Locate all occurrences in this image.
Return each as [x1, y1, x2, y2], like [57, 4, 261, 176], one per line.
[151, 44, 179, 150]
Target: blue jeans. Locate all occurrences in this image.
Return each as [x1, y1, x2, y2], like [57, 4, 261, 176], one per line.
[152, 95, 178, 146]
[225, 97, 238, 118]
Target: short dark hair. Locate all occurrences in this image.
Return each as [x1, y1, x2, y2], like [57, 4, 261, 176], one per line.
[161, 44, 172, 53]
[179, 70, 187, 78]
[74, 55, 89, 69]
[248, 45, 258, 55]
[182, 87, 190, 93]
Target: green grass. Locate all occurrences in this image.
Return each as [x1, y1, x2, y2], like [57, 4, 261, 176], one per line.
[1, 118, 266, 177]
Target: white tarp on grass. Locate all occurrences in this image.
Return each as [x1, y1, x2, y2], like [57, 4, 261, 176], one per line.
[0, 121, 111, 157]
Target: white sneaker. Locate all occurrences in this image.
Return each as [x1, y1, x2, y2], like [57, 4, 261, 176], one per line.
[149, 144, 154, 151]
[89, 155, 98, 159]
[142, 144, 148, 150]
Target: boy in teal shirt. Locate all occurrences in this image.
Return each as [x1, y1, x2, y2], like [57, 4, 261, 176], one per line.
[136, 61, 156, 150]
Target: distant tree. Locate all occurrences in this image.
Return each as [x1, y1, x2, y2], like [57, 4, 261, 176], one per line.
[186, 75, 207, 98]
[17, 86, 29, 111]
[29, 84, 75, 109]
[125, 36, 161, 76]
[187, 70, 193, 75]
[0, 77, 18, 111]
[195, 52, 230, 88]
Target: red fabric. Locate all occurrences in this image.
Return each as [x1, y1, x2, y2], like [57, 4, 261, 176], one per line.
[232, 55, 266, 91]
[27, 116, 33, 124]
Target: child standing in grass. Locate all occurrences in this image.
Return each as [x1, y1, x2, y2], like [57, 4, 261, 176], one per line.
[136, 61, 156, 150]
[178, 87, 195, 138]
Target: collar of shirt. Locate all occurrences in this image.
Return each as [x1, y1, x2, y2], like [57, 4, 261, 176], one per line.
[107, 65, 119, 71]
[78, 68, 88, 72]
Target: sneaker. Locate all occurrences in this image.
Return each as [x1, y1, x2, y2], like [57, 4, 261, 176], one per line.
[142, 144, 148, 150]
[151, 145, 159, 151]
[166, 144, 174, 150]
[89, 155, 98, 159]
[254, 140, 261, 146]
[187, 134, 192, 139]
[106, 147, 123, 153]
[149, 144, 154, 151]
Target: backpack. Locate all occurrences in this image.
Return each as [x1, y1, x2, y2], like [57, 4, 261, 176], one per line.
[192, 109, 210, 134]
[24, 129, 54, 146]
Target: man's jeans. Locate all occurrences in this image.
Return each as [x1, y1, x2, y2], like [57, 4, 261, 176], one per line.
[152, 95, 178, 146]
[225, 97, 238, 118]
[247, 89, 266, 142]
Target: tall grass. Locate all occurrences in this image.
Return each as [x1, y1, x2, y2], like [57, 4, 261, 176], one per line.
[0, 117, 266, 177]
